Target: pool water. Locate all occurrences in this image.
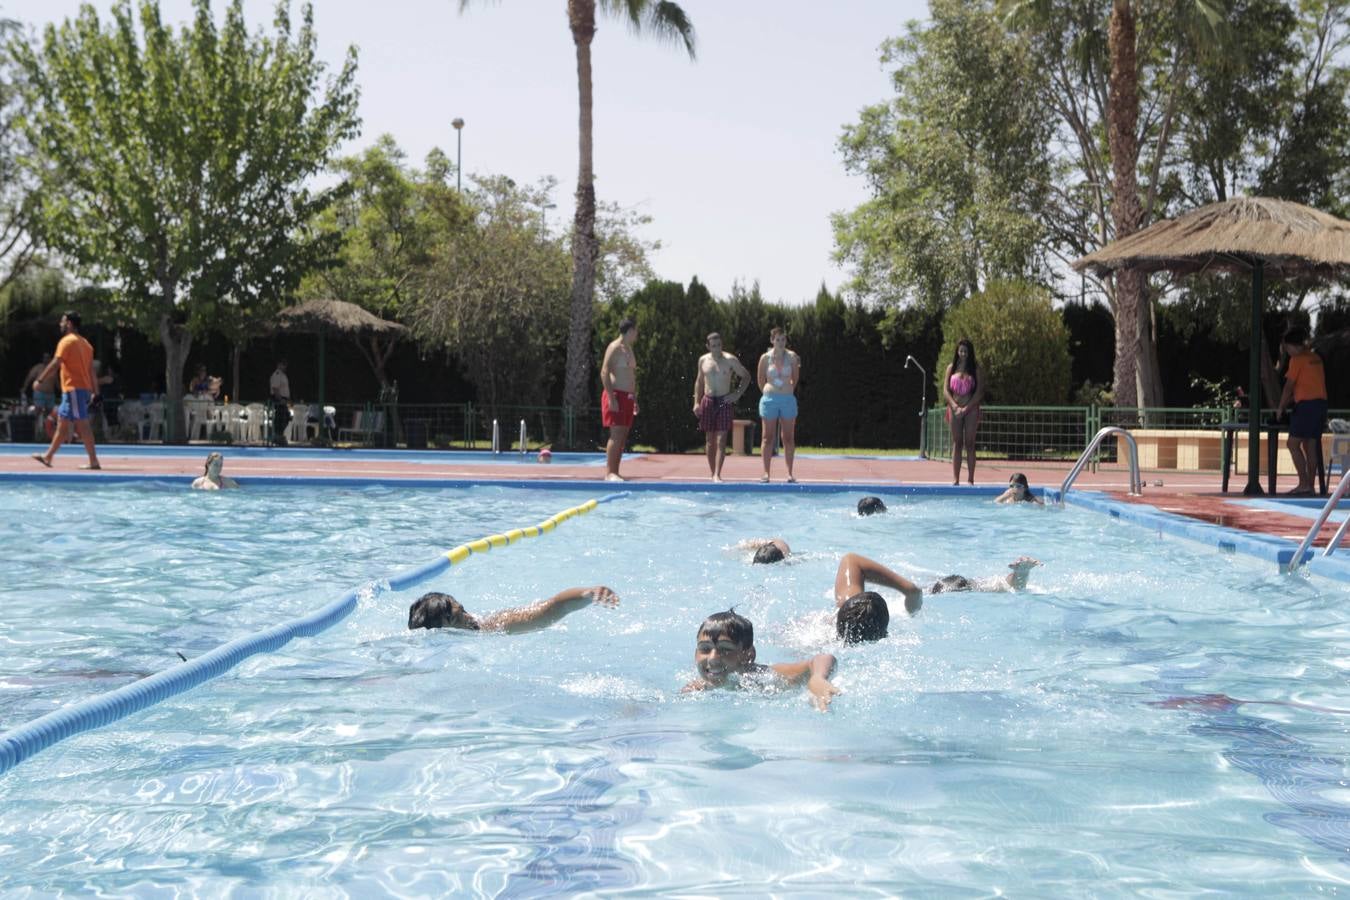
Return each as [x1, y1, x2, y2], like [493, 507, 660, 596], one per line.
[0, 444, 611, 465]
[3, 484, 1350, 895]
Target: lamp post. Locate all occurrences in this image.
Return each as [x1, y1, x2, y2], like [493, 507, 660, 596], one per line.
[539, 202, 556, 236]
[904, 355, 928, 459]
[451, 117, 464, 192]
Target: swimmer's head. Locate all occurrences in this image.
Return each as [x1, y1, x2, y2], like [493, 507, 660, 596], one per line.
[835, 591, 889, 643]
[929, 575, 973, 593]
[695, 609, 755, 685]
[204, 452, 224, 477]
[408, 592, 481, 630]
[1009, 472, 1029, 491]
[857, 496, 887, 516]
[752, 542, 787, 564]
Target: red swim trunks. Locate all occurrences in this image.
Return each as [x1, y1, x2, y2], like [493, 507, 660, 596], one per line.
[697, 394, 734, 433]
[602, 390, 636, 428]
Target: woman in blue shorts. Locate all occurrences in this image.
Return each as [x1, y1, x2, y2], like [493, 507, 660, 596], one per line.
[757, 327, 801, 483]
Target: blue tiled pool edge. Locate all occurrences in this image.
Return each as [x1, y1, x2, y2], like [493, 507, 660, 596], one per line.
[1058, 489, 1350, 586]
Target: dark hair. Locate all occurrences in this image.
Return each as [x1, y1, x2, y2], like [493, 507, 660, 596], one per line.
[1010, 472, 1029, 489]
[835, 591, 889, 643]
[752, 543, 785, 564]
[857, 496, 887, 516]
[697, 609, 753, 648]
[951, 338, 978, 376]
[63, 310, 81, 330]
[618, 317, 637, 335]
[408, 592, 480, 630]
[707, 331, 722, 343]
[929, 575, 972, 594]
[1283, 325, 1308, 346]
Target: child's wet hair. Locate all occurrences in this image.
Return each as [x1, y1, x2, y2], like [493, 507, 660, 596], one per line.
[697, 609, 754, 648]
[835, 591, 889, 643]
[752, 543, 785, 564]
[408, 592, 481, 630]
[1010, 472, 1029, 489]
[857, 496, 887, 516]
[929, 575, 972, 594]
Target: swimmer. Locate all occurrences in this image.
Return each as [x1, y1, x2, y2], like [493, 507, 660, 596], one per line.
[737, 537, 791, 564]
[682, 609, 839, 711]
[407, 585, 618, 633]
[995, 472, 1043, 505]
[929, 557, 1041, 593]
[833, 552, 924, 643]
[856, 496, 887, 516]
[191, 452, 239, 490]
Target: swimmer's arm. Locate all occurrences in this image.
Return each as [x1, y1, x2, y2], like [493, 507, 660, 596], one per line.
[479, 586, 618, 634]
[834, 552, 923, 615]
[994, 488, 1015, 504]
[735, 538, 774, 550]
[730, 355, 752, 399]
[757, 353, 769, 391]
[941, 363, 955, 409]
[790, 351, 801, 389]
[1027, 491, 1044, 506]
[769, 653, 839, 712]
[692, 361, 706, 411]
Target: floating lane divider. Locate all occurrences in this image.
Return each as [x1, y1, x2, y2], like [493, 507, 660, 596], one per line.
[0, 491, 630, 777]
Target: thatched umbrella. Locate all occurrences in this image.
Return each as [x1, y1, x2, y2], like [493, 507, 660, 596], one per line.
[1073, 196, 1350, 495]
[274, 298, 410, 419]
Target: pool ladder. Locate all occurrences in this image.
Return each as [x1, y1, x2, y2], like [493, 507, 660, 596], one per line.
[1058, 427, 1143, 505]
[1287, 467, 1350, 572]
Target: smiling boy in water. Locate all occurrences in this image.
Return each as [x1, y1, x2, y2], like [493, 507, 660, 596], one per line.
[682, 609, 839, 711]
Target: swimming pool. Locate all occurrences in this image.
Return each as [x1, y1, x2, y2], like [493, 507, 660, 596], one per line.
[3, 483, 1349, 894]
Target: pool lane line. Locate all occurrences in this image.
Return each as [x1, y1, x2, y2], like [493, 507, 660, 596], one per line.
[0, 491, 631, 778]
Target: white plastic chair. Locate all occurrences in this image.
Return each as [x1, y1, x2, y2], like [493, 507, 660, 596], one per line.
[119, 400, 144, 441]
[221, 402, 246, 442]
[145, 401, 166, 441]
[242, 403, 267, 444]
[183, 397, 213, 441]
[287, 403, 308, 444]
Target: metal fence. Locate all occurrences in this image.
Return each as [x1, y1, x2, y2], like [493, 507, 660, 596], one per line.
[924, 404, 1350, 465]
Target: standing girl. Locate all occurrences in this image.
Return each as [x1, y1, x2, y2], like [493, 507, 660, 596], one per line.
[942, 338, 983, 485]
[757, 327, 801, 483]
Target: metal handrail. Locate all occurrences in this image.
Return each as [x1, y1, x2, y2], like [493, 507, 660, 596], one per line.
[1288, 468, 1350, 572]
[1058, 426, 1143, 504]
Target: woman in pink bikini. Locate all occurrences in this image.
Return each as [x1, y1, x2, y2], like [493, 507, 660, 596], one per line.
[942, 338, 983, 485]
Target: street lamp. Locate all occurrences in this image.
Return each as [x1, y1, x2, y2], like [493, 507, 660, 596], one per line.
[451, 117, 464, 192]
[904, 354, 928, 459]
[539, 202, 556, 235]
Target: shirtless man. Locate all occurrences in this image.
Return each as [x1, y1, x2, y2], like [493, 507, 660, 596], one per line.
[22, 352, 58, 421]
[692, 332, 751, 482]
[599, 318, 639, 482]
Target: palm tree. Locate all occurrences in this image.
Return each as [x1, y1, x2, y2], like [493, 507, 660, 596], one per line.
[1001, 0, 1222, 409]
[459, 1, 695, 432]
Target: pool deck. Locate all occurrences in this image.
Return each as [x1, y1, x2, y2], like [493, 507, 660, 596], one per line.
[0, 444, 1342, 549]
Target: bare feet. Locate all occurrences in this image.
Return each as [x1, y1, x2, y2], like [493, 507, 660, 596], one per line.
[31, 453, 51, 468]
[605, 473, 625, 483]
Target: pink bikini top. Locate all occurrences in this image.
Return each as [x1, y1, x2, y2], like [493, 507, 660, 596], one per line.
[949, 372, 975, 396]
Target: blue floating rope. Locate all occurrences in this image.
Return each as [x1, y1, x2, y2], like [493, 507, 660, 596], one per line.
[0, 491, 631, 777]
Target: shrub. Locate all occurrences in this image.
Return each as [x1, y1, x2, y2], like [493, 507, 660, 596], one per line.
[937, 280, 1071, 405]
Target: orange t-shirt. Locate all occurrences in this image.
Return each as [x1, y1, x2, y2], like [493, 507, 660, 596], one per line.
[55, 333, 95, 393]
[1286, 350, 1327, 403]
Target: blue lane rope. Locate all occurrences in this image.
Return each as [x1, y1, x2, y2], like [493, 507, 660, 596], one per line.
[0, 491, 630, 777]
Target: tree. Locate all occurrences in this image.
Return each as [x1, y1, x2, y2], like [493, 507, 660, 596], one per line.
[301, 136, 472, 389]
[459, 0, 695, 434]
[999, 0, 1226, 408]
[937, 279, 1071, 405]
[0, 14, 39, 301]
[833, 0, 1053, 316]
[10, 0, 359, 440]
[408, 175, 570, 414]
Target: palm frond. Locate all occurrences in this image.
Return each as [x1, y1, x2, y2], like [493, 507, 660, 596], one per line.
[599, 0, 696, 59]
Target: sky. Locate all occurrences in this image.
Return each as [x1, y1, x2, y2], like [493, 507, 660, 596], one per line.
[4, 0, 930, 304]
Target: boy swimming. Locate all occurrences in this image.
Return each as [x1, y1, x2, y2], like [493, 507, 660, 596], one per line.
[408, 585, 618, 633]
[683, 609, 839, 711]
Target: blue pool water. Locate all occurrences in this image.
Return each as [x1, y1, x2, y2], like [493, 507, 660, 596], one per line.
[3, 483, 1350, 894]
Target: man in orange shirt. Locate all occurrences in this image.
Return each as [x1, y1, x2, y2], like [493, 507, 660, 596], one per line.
[30, 311, 101, 470]
[1275, 325, 1327, 496]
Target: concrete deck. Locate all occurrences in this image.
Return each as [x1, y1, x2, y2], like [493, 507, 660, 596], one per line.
[1, 444, 1342, 550]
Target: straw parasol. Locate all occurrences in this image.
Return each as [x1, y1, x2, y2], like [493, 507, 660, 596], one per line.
[1073, 196, 1350, 495]
[274, 299, 409, 417]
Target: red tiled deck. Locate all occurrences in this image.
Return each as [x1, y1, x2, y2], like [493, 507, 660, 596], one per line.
[1, 447, 1341, 548]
